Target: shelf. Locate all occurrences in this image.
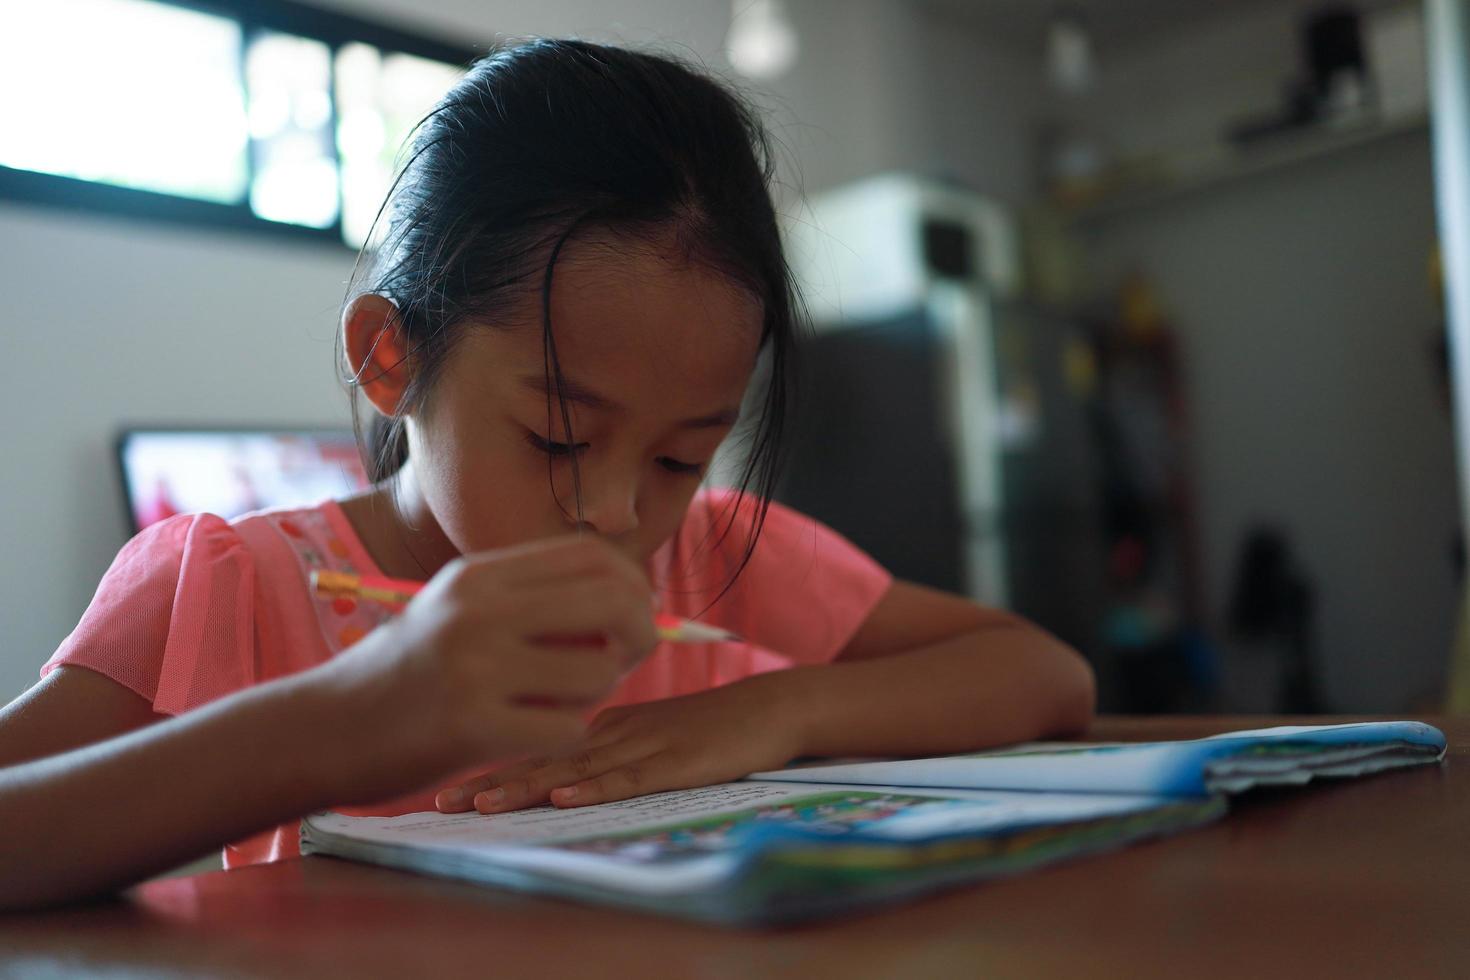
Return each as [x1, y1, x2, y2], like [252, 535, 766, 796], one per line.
[1063, 111, 1431, 226]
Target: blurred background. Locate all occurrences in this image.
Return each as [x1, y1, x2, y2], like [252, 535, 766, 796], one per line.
[1, 0, 1462, 716]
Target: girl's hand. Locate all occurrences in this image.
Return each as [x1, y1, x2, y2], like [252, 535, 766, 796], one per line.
[434, 674, 806, 813]
[310, 536, 658, 805]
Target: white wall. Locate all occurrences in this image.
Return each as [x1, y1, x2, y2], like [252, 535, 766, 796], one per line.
[0, 206, 359, 699]
[908, 5, 1045, 205]
[1070, 5, 1458, 711]
[757, 1, 1043, 206]
[309, 0, 728, 54]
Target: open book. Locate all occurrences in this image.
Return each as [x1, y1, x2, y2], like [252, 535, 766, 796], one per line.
[300, 722, 1445, 925]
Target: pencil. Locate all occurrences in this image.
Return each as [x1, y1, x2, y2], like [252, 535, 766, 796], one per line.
[310, 569, 741, 644]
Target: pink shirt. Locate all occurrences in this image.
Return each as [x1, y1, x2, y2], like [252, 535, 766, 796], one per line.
[42, 489, 891, 867]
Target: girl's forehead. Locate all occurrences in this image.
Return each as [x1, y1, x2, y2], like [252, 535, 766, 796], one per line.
[460, 247, 762, 410]
[559, 241, 760, 330]
[562, 254, 759, 358]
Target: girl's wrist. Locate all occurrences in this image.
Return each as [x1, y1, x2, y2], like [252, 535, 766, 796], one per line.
[748, 666, 823, 760]
[286, 650, 444, 807]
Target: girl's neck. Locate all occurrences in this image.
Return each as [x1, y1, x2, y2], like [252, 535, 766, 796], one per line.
[338, 464, 461, 582]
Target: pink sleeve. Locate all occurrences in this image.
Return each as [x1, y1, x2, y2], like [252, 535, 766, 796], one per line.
[677, 490, 893, 666]
[41, 513, 257, 716]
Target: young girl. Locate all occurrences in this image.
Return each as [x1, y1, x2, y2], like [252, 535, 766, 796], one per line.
[0, 39, 1093, 909]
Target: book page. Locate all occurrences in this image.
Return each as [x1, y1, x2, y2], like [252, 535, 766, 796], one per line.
[746, 721, 1446, 797]
[748, 746, 1209, 795]
[308, 782, 813, 848]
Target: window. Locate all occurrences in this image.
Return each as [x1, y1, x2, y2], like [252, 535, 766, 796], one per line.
[335, 43, 466, 248]
[0, 0, 248, 204]
[0, 0, 473, 248]
[246, 30, 338, 229]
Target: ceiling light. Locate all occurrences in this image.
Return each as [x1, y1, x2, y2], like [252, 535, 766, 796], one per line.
[727, 0, 799, 80]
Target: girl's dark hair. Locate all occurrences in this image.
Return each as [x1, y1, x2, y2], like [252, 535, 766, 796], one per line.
[342, 38, 798, 598]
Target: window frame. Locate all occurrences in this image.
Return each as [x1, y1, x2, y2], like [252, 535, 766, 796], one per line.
[0, 0, 478, 249]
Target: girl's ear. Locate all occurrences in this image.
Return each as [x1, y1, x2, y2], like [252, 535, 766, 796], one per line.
[343, 294, 412, 417]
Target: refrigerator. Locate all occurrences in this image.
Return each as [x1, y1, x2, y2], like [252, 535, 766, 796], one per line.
[776, 174, 1108, 653]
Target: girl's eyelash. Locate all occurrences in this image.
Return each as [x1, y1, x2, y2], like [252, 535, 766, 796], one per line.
[657, 457, 705, 476]
[524, 430, 703, 475]
[524, 431, 585, 457]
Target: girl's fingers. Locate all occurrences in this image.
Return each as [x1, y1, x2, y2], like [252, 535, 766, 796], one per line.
[433, 724, 633, 813]
[550, 751, 678, 808]
[436, 762, 538, 812]
[434, 746, 594, 813]
[511, 582, 657, 654]
[471, 743, 623, 813]
[471, 738, 660, 814]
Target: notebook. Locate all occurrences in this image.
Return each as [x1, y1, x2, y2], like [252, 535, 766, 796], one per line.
[299, 721, 1445, 925]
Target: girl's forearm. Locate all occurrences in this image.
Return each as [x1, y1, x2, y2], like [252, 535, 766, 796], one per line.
[0, 672, 363, 911]
[769, 627, 1096, 759]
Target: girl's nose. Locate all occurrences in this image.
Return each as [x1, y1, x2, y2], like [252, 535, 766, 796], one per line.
[572, 477, 640, 537]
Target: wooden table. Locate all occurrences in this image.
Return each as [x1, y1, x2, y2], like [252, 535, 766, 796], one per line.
[3, 717, 1465, 979]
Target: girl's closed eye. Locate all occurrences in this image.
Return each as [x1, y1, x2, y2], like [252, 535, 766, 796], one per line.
[657, 456, 705, 476]
[524, 430, 588, 457]
[524, 429, 705, 476]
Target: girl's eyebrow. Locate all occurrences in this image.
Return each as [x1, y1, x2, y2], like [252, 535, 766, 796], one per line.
[680, 408, 742, 429]
[516, 374, 740, 429]
[518, 373, 614, 410]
